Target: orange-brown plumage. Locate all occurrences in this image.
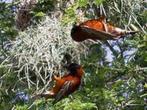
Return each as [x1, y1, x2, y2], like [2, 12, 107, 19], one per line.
[71, 16, 138, 42]
[33, 63, 84, 104]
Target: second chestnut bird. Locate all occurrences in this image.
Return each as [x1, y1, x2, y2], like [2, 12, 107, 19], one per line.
[33, 63, 84, 104]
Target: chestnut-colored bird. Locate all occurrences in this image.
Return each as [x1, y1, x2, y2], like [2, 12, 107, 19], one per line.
[33, 63, 84, 104]
[71, 16, 138, 42]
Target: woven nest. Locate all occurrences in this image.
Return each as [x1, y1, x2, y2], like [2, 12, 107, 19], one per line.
[4, 16, 89, 90]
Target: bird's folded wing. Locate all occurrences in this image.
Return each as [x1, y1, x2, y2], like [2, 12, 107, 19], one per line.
[53, 81, 72, 104]
[81, 26, 118, 40]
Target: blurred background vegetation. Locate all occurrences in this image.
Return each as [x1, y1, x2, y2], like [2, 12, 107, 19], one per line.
[0, 0, 147, 110]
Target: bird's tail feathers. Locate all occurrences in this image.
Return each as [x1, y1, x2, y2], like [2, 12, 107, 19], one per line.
[125, 30, 139, 35]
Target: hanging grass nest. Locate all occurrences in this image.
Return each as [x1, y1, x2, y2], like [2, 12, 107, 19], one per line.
[3, 16, 88, 90]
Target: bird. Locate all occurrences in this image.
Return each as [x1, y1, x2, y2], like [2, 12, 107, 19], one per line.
[32, 63, 84, 104]
[71, 16, 138, 42]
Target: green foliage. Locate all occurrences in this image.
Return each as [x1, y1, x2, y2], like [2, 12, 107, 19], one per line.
[62, 100, 97, 110]
[0, 2, 17, 39]
[62, 4, 78, 25]
[78, 0, 88, 7]
[34, 12, 46, 17]
[0, 2, 16, 37]
[29, 0, 57, 20]
[62, 0, 105, 24]
[83, 44, 104, 64]
[94, 0, 104, 5]
[33, 0, 55, 13]
[0, 2, 18, 62]
[0, 66, 16, 109]
[0, 0, 146, 110]
[133, 34, 147, 67]
[15, 105, 28, 110]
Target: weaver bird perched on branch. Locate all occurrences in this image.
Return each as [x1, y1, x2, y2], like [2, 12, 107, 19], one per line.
[33, 63, 84, 104]
[71, 16, 138, 42]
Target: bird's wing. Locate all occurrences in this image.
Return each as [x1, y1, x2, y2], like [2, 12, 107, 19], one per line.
[53, 81, 73, 104]
[81, 26, 118, 40]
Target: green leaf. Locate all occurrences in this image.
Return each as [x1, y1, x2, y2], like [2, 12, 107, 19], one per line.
[140, 93, 147, 98]
[144, 83, 147, 89]
[126, 100, 136, 104]
[78, 0, 88, 7]
[15, 105, 28, 110]
[63, 100, 97, 110]
[94, 0, 104, 5]
[35, 12, 45, 17]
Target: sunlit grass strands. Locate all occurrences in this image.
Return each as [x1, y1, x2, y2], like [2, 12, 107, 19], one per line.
[4, 16, 87, 91]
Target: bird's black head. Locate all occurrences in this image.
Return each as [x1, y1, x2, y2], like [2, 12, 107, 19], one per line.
[67, 63, 81, 75]
[71, 23, 83, 42]
[71, 23, 79, 36]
